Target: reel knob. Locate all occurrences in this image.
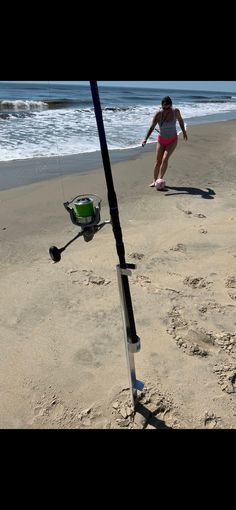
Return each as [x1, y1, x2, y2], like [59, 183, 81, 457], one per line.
[49, 246, 62, 263]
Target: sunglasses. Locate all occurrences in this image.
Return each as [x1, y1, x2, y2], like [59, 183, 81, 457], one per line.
[162, 105, 171, 110]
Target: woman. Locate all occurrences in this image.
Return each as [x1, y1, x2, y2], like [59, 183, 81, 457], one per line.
[142, 96, 187, 190]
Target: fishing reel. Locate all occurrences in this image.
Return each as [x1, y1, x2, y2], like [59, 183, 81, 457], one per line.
[49, 194, 110, 263]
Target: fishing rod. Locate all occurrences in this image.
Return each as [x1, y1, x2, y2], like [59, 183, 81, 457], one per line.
[49, 81, 143, 409]
[90, 81, 143, 408]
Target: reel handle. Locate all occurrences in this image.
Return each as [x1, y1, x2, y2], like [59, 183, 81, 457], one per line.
[49, 230, 84, 263]
[49, 245, 64, 263]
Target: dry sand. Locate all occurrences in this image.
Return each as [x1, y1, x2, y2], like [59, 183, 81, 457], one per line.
[1, 121, 236, 429]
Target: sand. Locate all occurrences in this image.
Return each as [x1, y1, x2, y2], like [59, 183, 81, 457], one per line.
[1, 120, 236, 429]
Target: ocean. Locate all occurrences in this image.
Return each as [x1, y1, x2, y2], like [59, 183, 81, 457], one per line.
[1, 81, 236, 163]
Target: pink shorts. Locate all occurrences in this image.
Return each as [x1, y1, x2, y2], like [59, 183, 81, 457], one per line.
[157, 134, 178, 147]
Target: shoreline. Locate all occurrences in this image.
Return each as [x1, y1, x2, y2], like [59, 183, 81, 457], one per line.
[1, 119, 236, 192]
[0, 144, 154, 192]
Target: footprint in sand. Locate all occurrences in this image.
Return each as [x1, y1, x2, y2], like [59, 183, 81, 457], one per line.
[170, 243, 186, 252]
[213, 363, 236, 394]
[198, 301, 222, 314]
[166, 307, 216, 357]
[88, 275, 111, 286]
[183, 276, 210, 288]
[31, 389, 68, 427]
[73, 348, 93, 363]
[73, 348, 102, 368]
[129, 252, 145, 261]
[134, 274, 152, 287]
[170, 318, 235, 357]
[225, 276, 236, 288]
[68, 269, 110, 286]
[213, 332, 236, 353]
[228, 292, 236, 301]
[174, 328, 212, 357]
[204, 412, 221, 428]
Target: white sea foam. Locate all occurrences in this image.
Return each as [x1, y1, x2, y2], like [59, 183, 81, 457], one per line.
[1, 99, 47, 109]
[1, 99, 236, 161]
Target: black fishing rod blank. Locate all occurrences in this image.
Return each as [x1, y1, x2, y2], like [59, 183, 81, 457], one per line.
[90, 81, 144, 408]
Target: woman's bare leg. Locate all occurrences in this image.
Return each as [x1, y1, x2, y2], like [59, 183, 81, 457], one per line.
[149, 142, 165, 185]
[158, 140, 178, 180]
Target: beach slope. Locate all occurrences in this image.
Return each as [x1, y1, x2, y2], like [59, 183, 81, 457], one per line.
[0, 121, 236, 428]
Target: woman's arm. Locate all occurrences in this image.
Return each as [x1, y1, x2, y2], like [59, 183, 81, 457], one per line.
[175, 109, 188, 140]
[142, 111, 160, 146]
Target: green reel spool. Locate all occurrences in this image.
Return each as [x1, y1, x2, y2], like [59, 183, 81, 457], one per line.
[73, 197, 95, 224]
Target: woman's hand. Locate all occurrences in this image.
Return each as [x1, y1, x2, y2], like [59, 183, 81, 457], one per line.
[183, 132, 188, 141]
[142, 138, 147, 147]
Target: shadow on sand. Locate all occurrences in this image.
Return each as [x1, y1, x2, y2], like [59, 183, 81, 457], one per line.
[164, 186, 215, 199]
[135, 403, 172, 429]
